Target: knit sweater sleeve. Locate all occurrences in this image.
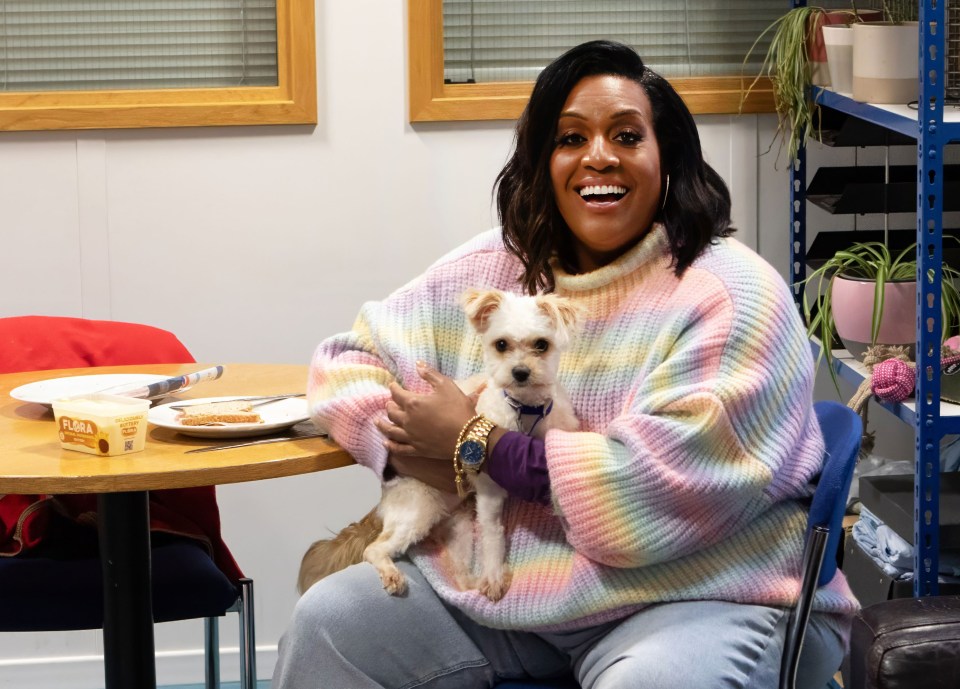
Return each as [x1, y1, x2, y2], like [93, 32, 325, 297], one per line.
[546, 250, 822, 569]
[306, 230, 515, 477]
[306, 304, 401, 477]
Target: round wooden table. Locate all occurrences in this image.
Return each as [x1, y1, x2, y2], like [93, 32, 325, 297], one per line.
[0, 363, 354, 689]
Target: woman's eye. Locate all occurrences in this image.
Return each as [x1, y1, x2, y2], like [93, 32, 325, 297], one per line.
[495, 340, 509, 352]
[534, 339, 549, 353]
[615, 130, 642, 145]
[555, 133, 585, 147]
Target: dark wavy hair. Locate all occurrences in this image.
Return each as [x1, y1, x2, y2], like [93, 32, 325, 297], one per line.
[495, 40, 735, 294]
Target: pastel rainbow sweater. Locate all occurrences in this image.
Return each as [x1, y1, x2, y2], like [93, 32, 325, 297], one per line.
[307, 226, 860, 632]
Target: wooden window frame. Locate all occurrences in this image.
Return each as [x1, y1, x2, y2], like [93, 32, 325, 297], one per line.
[0, 0, 316, 132]
[408, 0, 774, 122]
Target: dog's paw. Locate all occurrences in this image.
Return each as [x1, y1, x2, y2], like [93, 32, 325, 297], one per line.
[379, 567, 407, 595]
[453, 572, 478, 592]
[478, 570, 512, 602]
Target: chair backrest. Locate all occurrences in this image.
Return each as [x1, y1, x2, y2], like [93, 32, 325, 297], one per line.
[0, 315, 243, 582]
[780, 400, 863, 689]
[810, 400, 862, 586]
[0, 315, 194, 373]
[496, 401, 863, 689]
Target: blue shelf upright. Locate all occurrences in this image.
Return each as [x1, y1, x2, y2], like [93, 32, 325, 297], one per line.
[914, 0, 946, 598]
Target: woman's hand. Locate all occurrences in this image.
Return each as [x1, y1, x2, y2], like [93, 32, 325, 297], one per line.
[376, 362, 477, 461]
[387, 454, 459, 493]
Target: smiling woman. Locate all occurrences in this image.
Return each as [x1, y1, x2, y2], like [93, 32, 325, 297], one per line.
[274, 38, 857, 689]
[495, 40, 735, 294]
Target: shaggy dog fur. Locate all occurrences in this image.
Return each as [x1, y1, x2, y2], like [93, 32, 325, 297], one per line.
[298, 288, 580, 600]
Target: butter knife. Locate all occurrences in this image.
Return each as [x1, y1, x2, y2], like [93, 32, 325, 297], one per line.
[169, 393, 305, 411]
[185, 432, 326, 453]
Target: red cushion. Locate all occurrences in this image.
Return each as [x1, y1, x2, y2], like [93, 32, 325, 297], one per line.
[0, 315, 194, 373]
[0, 315, 244, 583]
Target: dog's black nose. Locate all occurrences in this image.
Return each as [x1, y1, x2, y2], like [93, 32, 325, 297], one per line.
[512, 366, 530, 383]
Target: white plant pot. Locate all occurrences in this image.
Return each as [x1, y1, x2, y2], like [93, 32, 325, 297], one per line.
[852, 22, 919, 104]
[822, 25, 854, 95]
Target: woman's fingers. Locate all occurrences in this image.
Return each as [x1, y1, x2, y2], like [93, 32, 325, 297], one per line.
[376, 416, 408, 442]
[384, 399, 405, 425]
[416, 361, 451, 389]
[388, 381, 415, 405]
[380, 370, 476, 460]
[383, 437, 418, 456]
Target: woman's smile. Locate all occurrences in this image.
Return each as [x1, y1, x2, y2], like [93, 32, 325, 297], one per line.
[577, 183, 629, 207]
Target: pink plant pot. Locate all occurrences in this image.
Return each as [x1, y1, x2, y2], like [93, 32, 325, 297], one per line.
[830, 275, 916, 359]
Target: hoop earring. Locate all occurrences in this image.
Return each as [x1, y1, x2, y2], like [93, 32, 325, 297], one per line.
[660, 174, 670, 212]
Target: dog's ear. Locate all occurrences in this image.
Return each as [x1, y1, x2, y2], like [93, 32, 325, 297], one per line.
[535, 294, 582, 348]
[461, 288, 503, 333]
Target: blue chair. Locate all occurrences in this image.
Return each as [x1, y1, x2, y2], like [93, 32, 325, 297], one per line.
[0, 539, 255, 688]
[494, 400, 861, 689]
[0, 316, 257, 689]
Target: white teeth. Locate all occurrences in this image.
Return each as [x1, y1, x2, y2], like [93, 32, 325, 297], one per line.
[579, 185, 627, 197]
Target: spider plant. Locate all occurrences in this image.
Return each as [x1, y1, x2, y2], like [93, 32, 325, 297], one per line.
[880, 0, 918, 23]
[742, 6, 825, 161]
[741, 4, 864, 162]
[801, 241, 960, 393]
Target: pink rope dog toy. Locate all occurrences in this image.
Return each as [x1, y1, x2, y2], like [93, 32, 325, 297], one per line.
[871, 358, 915, 403]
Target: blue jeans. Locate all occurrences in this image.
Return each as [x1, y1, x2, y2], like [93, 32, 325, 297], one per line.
[272, 560, 847, 689]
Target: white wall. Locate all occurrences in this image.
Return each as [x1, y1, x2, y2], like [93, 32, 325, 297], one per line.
[0, 2, 874, 687]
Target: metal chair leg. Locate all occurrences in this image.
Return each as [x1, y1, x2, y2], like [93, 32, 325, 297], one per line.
[779, 526, 829, 689]
[204, 616, 220, 689]
[238, 577, 257, 689]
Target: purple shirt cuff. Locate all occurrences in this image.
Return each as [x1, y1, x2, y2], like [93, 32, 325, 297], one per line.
[486, 431, 551, 505]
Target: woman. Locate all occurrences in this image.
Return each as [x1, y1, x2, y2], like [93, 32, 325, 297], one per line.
[273, 40, 858, 689]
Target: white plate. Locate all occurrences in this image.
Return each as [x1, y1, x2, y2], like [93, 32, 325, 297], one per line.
[148, 395, 311, 438]
[9, 373, 191, 406]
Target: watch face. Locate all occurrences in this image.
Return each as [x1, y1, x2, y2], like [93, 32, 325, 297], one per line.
[458, 439, 485, 467]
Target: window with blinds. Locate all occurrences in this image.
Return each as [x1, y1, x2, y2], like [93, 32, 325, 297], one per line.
[442, 0, 852, 83]
[0, 0, 278, 93]
[410, 0, 856, 121]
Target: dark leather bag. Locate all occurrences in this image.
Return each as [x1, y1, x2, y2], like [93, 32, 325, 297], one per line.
[849, 596, 960, 689]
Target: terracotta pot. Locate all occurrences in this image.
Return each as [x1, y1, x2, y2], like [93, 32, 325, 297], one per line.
[852, 22, 919, 104]
[830, 275, 916, 359]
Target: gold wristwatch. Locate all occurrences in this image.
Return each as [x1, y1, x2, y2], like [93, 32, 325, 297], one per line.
[456, 416, 497, 473]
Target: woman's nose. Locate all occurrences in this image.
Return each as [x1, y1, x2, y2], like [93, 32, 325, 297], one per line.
[582, 137, 618, 170]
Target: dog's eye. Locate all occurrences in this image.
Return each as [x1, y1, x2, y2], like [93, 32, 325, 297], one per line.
[495, 339, 508, 352]
[534, 339, 550, 353]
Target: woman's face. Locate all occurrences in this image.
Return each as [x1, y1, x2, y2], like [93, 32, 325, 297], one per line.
[549, 74, 662, 272]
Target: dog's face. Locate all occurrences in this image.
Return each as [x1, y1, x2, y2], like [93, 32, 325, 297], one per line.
[461, 289, 580, 403]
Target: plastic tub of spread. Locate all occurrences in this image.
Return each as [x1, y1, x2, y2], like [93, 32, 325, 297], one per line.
[52, 394, 151, 456]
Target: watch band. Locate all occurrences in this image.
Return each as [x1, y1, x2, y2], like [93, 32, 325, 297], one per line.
[460, 416, 496, 473]
[453, 414, 483, 498]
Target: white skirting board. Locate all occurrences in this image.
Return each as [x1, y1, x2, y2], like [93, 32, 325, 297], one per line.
[0, 646, 277, 689]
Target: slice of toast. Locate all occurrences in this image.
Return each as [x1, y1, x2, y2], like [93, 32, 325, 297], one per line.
[178, 400, 263, 426]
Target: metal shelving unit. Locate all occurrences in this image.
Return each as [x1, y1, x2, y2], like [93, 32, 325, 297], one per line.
[792, 2, 955, 596]
[811, 340, 960, 430]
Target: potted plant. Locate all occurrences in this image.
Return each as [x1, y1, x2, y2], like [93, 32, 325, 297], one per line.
[742, 4, 873, 161]
[852, 0, 919, 103]
[802, 241, 960, 393]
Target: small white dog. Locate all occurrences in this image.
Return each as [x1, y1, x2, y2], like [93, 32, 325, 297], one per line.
[297, 288, 580, 601]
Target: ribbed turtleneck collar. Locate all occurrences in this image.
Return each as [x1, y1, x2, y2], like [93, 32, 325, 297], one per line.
[551, 224, 670, 294]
